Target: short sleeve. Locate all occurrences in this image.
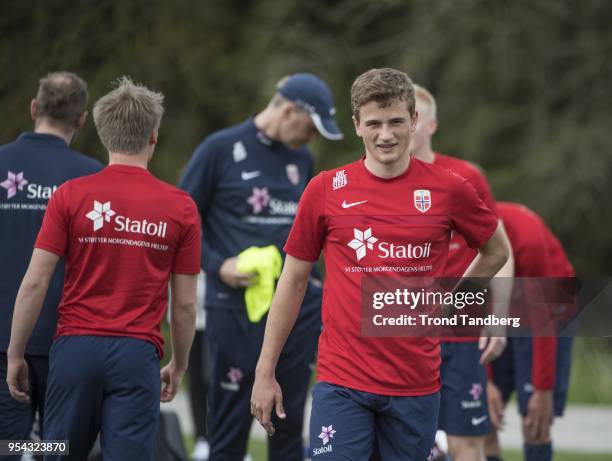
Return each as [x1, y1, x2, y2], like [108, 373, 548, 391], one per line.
[284, 173, 326, 262]
[172, 196, 202, 274]
[450, 175, 498, 249]
[35, 184, 70, 257]
[467, 165, 499, 217]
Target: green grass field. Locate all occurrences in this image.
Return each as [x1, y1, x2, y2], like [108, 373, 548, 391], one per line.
[179, 436, 612, 461]
[244, 438, 612, 461]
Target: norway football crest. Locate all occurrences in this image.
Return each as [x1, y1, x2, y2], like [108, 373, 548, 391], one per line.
[286, 164, 300, 185]
[414, 189, 431, 213]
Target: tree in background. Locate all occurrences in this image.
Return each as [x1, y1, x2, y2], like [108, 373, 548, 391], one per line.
[1, 0, 610, 274]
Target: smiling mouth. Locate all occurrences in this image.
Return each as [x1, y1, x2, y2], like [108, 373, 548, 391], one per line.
[377, 143, 397, 150]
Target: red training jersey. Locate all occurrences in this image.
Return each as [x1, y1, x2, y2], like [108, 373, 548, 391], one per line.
[285, 157, 498, 396]
[498, 202, 575, 389]
[35, 164, 201, 357]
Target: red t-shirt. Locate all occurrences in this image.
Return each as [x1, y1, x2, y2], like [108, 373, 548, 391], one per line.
[284, 157, 498, 396]
[498, 202, 575, 389]
[433, 153, 500, 343]
[35, 164, 201, 356]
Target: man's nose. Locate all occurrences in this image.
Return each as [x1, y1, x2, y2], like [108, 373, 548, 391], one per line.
[379, 123, 394, 140]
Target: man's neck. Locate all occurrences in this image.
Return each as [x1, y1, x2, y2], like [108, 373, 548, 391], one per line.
[364, 153, 411, 179]
[410, 147, 436, 164]
[108, 152, 150, 169]
[34, 121, 74, 145]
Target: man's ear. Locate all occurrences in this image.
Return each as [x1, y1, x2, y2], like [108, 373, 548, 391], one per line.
[76, 111, 88, 130]
[352, 115, 362, 137]
[428, 118, 438, 136]
[281, 101, 295, 120]
[30, 99, 38, 121]
[409, 111, 419, 133]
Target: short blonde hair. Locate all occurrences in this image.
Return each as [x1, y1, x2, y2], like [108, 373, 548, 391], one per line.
[414, 84, 437, 121]
[93, 76, 164, 154]
[351, 68, 415, 120]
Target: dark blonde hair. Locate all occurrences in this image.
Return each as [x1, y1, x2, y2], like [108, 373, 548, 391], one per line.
[93, 76, 164, 154]
[351, 68, 415, 120]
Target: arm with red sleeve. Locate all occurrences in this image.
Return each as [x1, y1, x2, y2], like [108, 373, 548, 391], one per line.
[532, 222, 576, 390]
[459, 166, 515, 362]
[251, 173, 325, 436]
[449, 175, 508, 279]
[522, 220, 557, 391]
[450, 175, 510, 362]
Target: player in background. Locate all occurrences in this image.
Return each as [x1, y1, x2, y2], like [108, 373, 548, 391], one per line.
[408, 84, 513, 461]
[0, 71, 102, 456]
[180, 73, 342, 461]
[7, 77, 200, 460]
[251, 68, 509, 461]
[485, 202, 575, 461]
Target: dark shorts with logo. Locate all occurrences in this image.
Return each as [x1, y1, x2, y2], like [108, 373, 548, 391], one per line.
[438, 341, 491, 436]
[309, 381, 439, 461]
[491, 337, 572, 417]
[43, 335, 160, 461]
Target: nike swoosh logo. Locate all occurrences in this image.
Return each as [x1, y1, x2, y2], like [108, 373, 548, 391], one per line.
[342, 200, 368, 209]
[241, 170, 261, 180]
[471, 416, 488, 426]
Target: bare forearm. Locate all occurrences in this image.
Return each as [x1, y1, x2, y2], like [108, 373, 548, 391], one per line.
[8, 278, 49, 358]
[170, 302, 196, 371]
[465, 251, 507, 279]
[256, 268, 309, 377]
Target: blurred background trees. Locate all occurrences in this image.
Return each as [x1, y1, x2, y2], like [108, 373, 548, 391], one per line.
[2, 0, 611, 275]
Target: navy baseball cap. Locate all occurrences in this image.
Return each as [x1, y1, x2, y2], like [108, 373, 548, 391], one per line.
[278, 73, 343, 141]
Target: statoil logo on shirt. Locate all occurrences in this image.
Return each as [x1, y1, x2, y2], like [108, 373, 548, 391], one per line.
[246, 187, 297, 216]
[1, 170, 58, 200]
[85, 200, 167, 237]
[347, 227, 431, 262]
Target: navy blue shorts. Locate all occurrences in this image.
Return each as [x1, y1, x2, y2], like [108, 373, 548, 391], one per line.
[0, 353, 48, 460]
[43, 335, 160, 461]
[309, 381, 439, 461]
[438, 342, 491, 436]
[491, 337, 572, 417]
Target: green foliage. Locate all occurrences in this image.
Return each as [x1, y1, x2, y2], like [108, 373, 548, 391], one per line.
[568, 338, 612, 404]
[1, 0, 611, 274]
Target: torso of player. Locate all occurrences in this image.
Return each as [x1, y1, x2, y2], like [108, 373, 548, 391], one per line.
[322, 160, 454, 277]
[307, 158, 489, 396]
[287, 156, 497, 394]
[38, 165, 200, 356]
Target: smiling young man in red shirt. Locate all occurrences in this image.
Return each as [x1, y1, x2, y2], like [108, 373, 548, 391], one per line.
[7, 78, 201, 461]
[251, 68, 509, 460]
